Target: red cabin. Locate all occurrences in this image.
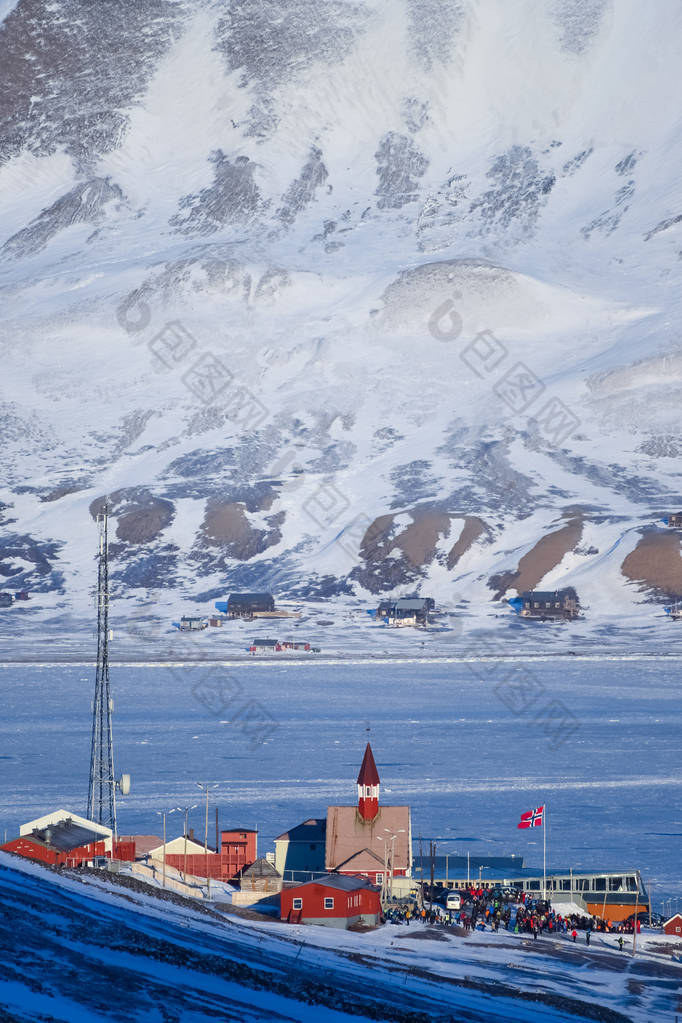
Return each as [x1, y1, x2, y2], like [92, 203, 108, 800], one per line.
[664, 913, 682, 935]
[281, 874, 381, 928]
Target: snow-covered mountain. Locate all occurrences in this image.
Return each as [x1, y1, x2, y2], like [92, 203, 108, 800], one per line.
[2, 0, 682, 642]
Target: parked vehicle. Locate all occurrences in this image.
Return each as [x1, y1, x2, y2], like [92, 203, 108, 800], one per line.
[445, 892, 462, 910]
[624, 911, 662, 927]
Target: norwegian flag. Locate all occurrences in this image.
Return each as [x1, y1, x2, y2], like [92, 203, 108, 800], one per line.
[517, 805, 545, 829]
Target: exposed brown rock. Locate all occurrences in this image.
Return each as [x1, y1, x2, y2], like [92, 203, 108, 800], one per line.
[116, 503, 173, 544]
[489, 518, 583, 598]
[355, 509, 475, 593]
[621, 531, 682, 598]
[200, 498, 281, 560]
[447, 516, 490, 569]
[394, 511, 451, 568]
[357, 514, 397, 567]
[89, 489, 174, 545]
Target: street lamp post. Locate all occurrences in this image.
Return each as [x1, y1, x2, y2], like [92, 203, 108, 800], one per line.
[155, 808, 180, 889]
[196, 782, 218, 900]
[178, 803, 198, 880]
[377, 836, 389, 911]
[381, 827, 405, 906]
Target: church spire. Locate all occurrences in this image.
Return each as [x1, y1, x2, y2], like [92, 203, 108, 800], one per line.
[357, 742, 380, 821]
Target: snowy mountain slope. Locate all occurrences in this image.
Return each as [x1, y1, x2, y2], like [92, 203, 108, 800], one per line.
[2, 851, 679, 1023]
[1, 0, 682, 644]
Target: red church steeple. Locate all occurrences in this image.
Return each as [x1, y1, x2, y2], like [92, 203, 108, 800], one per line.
[357, 742, 380, 821]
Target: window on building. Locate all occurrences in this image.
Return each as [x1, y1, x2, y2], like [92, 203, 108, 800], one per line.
[292, 898, 302, 910]
[324, 897, 334, 910]
[609, 876, 624, 891]
[528, 880, 540, 890]
[593, 877, 606, 891]
[376, 873, 383, 884]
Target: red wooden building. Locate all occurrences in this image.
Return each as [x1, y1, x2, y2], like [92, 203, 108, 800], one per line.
[663, 913, 682, 935]
[281, 873, 381, 928]
[1, 818, 114, 868]
[162, 828, 258, 880]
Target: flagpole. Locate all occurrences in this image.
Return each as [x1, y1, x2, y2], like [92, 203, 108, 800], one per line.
[543, 804, 547, 902]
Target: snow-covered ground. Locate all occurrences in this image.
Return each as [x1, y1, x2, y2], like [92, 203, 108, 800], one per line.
[1, 0, 682, 636]
[1, 850, 680, 1022]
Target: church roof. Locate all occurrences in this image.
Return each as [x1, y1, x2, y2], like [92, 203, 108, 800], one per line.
[325, 805, 410, 872]
[356, 743, 380, 786]
[333, 848, 385, 872]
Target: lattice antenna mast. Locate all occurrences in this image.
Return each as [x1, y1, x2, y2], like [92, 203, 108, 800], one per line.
[87, 504, 117, 836]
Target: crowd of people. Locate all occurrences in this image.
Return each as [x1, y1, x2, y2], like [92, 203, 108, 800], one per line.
[383, 886, 640, 948]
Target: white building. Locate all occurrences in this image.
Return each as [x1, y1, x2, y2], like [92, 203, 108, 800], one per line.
[20, 810, 113, 853]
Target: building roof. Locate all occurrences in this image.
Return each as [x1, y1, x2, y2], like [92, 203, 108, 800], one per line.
[147, 835, 210, 858]
[520, 587, 577, 601]
[291, 873, 378, 893]
[241, 857, 281, 879]
[275, 818, 327, 843]
[20, 810, 112, 841]
[333, 848, 385, 872]
[664, 914, 682, 925]
[252, 638, 279, 646]
[120, 835, 162, 857]
[29, 819, 107, 853]
[394, 598, 429, 610]
[230, 592, 274, 604]
[357, 742, 380, 786]
[326, 805, 410, 872]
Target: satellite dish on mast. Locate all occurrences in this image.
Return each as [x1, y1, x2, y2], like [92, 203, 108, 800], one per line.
[118, 773, 131, 796]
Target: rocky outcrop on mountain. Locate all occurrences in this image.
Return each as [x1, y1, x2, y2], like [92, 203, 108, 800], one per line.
[621, 529, 682, 600]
